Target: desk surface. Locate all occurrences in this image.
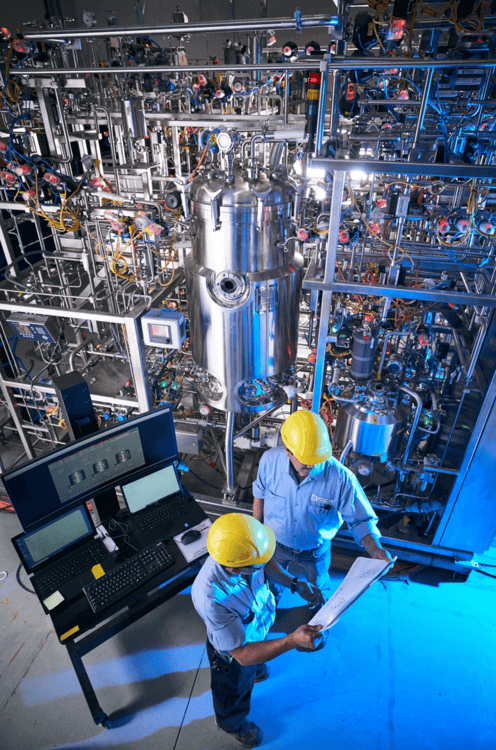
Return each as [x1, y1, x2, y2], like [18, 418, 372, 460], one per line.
[50, 535, 202, 644]
[35, 492, 210, 644]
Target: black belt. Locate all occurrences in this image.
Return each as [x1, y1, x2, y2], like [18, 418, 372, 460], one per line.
[207, 640, 233, 664]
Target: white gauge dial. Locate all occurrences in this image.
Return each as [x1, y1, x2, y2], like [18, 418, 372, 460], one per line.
[81, 10, 96, 27]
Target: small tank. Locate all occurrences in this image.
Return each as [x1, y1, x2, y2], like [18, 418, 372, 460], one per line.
[334, 381, 409, 459]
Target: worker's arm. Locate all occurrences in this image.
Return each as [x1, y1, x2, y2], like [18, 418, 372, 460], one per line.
[265, 557, 324, 607]
[229, 623, 323, 666]
[361, 533, 393, 561]
[253, 496, 264, 523]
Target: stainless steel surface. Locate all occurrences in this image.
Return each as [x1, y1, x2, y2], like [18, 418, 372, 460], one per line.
[225, 411, 236, 494]
[334, 382, 409, 459]
[2, 2, 496, 565]
[303, 266, 496, 307]
[310, 158, 496, 180]
[121, 98, 146, 141]
[185, 167, 303, 412]
[174, 421, 204, 455]
[23, 15, 339, 40]
[398, 384, 424, 468]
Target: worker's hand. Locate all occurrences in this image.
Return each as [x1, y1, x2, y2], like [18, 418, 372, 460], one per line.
[294, 580, 325, 607]
[290, 623, 323, 650]
[371, 548, 393, 562]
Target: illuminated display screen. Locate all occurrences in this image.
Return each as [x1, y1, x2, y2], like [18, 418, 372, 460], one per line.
[15, 506, 93, 570]
[121, 464, 181, 514]
[12, 323, 32, 335]
[49, 428, 145, 503]
[3, 406, 178, 531]
[150, 323, 171, 337]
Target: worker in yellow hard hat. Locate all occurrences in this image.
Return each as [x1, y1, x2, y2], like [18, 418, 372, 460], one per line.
[191, 512, 324, 748]
[253, 409, 392, 602]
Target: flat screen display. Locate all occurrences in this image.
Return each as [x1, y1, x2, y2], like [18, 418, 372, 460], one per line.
[49, 427, 145, 504]
[150, 323, 171, 337]
[3, 406, 178, 531]
[121, 464, 181, 515]
[15, 505, 93, 570]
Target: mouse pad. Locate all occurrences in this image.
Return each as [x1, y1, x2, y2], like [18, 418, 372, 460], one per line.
[173, 518, 212, 562]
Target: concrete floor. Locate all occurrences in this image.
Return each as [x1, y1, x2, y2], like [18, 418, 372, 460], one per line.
[1, 506, 496, 750]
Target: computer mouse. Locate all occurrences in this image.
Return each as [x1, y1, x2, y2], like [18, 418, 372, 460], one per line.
[181, 529, 202, 545]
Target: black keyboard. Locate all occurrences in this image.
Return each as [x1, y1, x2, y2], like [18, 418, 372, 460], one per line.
[35, 543, 107, 600]
[83, 541, 175, 613]
[134, 498, 188, 534]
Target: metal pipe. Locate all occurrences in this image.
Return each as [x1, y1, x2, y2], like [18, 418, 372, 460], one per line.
[412, 68, 434, 149]
[233, 402, 287, 441]
[68, 339, 91, 371]
[340, 439, 353, 465]
[94, 106, 121, 194]
[52, 87, 73, 164]
[225, 411, 236, 495]
[451, 329, 469, 376]
[314, 59, 329, 157]
[17, 62, 330, 76]
[377, 330, 411, 380]
[94, 191, 163, 219]
[23, 15, 339, 40]
[309, 157, 496, 180]
[16, 57, 496, 76]
[465, 318, 488, 384]
[303, 265, 496, 307]
[398, 384, 423, 467]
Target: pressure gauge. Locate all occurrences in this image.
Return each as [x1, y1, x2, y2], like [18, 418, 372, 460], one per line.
[81, 10, 97, 27]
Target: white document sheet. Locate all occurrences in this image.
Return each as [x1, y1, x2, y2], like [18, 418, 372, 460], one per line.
[308, 556, 396, 630]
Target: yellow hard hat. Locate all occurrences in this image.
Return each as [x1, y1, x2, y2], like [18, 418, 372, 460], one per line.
[281, 410, 332, 465]
[207, 513, 276, 567]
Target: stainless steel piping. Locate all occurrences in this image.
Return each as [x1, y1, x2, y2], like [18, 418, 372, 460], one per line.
[225, 411, 236, 495]
[377, 330, 411, 380]
[52, 87, 73, 164]
[340, 439, 354, 465]
[94, 106, 121, 194]
[398, 384, 424, 467]
[16, 57, 496, 76]
[16, 62, 323, 76]
[23, 15, 339, 41]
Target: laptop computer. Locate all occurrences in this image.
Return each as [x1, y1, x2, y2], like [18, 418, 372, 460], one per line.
[12, 504, 116, 613]
[120, 464, 208, 546]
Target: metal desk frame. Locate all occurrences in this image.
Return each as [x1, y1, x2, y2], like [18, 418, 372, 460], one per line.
[61, 561, 202, 728]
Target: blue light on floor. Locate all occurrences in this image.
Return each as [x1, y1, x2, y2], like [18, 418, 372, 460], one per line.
[40, 694, 214, 749]
[20, 643, 206, 706]
[6, 563, 496, 750]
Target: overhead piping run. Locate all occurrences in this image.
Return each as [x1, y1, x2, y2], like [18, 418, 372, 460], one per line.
[23, 14, 339, 41]
[309, 158, 496, 179]
[327, 56, 496, 70]
[16, 62, 323, 76]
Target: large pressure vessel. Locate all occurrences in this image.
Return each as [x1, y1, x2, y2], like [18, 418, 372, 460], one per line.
[184, 167, 303, 412]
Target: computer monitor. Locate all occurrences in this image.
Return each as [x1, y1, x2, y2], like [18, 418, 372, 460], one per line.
[13, 505, 94, 571]
[3, 405, 178, 531]
[121, 464, 182, 515]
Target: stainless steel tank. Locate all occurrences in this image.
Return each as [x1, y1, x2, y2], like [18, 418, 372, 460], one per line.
[334, 381, 409, 460]
[184, 166, 303, 412]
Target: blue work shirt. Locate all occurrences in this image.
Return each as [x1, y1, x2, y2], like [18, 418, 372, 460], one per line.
[252, 446, 380, 550]
[191, 555, 276, 658]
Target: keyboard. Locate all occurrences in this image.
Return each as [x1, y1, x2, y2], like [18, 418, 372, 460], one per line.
[35, 543, 108, 600]
[83, 541, 175, 613]
[133, 498, 188, 534]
